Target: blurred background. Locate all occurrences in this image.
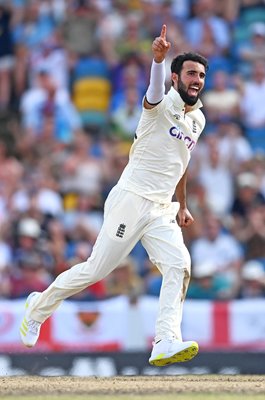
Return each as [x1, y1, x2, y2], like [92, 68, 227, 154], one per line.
[0, 0, 264, 376]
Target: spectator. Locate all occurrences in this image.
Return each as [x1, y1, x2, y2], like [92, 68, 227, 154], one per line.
[59, 132, 106, 198]
[20, 69, 81, 144]
[62, 191, 104, 250]
[13, 1, 56, 51]
[237, 22, 265, 76]
[44, 218, 68, 277]
[145, 259, 162, 297]
[248, 154, 265, 195]
[186, 0, 230, 56]
[105, 256, 144, 300]
[217, 121, 253, 173]
[111, 86, 142, 141]
[96, 0, 127, 45]
[9, 250, 52, 298]
[240, 60, 265, 152]
[110, 52, 147, 113]
[9, 217, 53, 298]
[195, 136, 235, 216]
[61, 0, 101, 56]
[10, 167, 63, 219]
[28, 33, 69, 89]
[191, 212, 243, 295]
[13, 41, 28, 105]
[202, 71, 241, 125]
[114, 13, 151, 60]
[233, 204, 265, 262]
[0, 2, 14, 110]
[187, 261, 236, 300]
[100, 139, 131, 198]
[0, 139, 24, 223]
[231, 172, 265, 219]
[12, 1, 63, 103]
[14, 217, 41, 250]
[0, 233, 11, 273]
[239, 259, 265, 298]
[233, 1, 265, 71]
[0, 227, 12, 298]
[34, 173, 64, 218]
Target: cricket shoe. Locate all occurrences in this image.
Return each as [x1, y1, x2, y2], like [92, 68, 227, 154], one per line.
[149, 338, 199, 366]
[20, 292, 42, 348]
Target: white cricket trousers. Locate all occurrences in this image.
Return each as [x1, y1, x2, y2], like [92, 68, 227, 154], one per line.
[29, 186, 191, 342]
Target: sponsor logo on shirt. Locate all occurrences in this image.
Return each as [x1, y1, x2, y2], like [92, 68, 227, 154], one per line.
[169, 126, 196, 151]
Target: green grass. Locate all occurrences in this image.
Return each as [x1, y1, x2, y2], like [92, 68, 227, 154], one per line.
[2, 395, 265, 400]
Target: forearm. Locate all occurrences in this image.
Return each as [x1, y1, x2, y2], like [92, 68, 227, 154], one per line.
[145, 59, 166, 105]
[175, 170, 188, 209]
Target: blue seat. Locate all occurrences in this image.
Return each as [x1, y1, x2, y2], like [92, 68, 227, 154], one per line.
[245, 127, 265, 154]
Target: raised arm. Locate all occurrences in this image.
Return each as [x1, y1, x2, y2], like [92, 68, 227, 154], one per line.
[175, 169, 194, 228]
[144, 25, 171, 110]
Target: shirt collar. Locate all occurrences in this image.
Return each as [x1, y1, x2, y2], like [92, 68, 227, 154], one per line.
[167, 87, 203, 111]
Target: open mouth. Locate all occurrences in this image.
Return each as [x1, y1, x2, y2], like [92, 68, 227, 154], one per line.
[188, 86, 199, 96]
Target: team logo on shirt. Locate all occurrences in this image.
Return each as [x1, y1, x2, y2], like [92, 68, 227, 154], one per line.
[169, 126, 196, 151]
[116, 223, 126, 238]
[192, 120, 197, 134]
[173, 113, 181, 120]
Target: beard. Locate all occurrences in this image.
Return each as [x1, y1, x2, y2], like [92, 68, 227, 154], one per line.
[177, 77, 200, 106]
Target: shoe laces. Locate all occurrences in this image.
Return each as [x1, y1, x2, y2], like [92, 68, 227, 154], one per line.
[27, 320, 41, 334]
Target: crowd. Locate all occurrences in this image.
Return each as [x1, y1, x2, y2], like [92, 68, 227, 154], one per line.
[0, 0, 264, 301]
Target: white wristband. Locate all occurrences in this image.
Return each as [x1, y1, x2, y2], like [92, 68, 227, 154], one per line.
[146, 59, 166, 104]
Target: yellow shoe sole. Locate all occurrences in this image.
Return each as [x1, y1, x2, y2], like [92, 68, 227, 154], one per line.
[149, 341, 199, 366]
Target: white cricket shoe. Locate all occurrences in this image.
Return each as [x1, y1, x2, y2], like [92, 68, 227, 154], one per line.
[149, 338, 199, 366]
[20, 292, 42, 348]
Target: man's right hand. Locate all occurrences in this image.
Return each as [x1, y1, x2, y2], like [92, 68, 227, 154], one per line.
[152, 24, 171, 63]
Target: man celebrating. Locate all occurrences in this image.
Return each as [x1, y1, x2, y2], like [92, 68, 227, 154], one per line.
[20, 25, 208, 367]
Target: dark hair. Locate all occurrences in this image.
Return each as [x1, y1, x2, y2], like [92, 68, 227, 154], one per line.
[171, 52, 209, 75]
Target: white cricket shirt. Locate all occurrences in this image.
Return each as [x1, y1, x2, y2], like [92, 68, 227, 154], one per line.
[117, 87, 206, 204]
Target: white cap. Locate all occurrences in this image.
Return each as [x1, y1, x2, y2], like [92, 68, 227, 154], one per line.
[18, 218, 41, 238]
[242, 260, 265, 281]
[192, 262, 216, 278]
[237, 172, 258, 189]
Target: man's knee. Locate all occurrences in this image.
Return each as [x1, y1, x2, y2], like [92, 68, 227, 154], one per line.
[170, 246, 191, 273]
[148, 242, 191, 277]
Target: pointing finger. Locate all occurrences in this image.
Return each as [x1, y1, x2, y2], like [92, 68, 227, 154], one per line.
[160, 24, 167, 40]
